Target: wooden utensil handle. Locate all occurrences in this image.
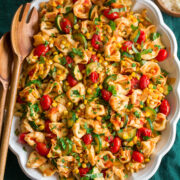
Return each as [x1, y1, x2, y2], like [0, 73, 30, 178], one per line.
[0, 55, 21, 180]
[0, 83, 8, 138]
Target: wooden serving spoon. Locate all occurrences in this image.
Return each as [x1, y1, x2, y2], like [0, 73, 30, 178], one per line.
[0, 3, 39, 179]
[0, 33, 13, 138]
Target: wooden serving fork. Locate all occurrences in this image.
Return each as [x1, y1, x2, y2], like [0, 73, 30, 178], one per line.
[0, 3, 38, 179]
[0, 33, 12, 138]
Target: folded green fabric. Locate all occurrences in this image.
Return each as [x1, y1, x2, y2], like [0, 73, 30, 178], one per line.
[0, 0, 180, 180]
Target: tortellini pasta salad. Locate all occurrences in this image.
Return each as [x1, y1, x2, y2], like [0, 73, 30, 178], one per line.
[15, 0, 172, 179]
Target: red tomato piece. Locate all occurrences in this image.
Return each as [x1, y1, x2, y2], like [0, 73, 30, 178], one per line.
[82, 134, 93, 145]
[128, 78, 140, 95]
[16, 96, 24, 104]
[110, 137, 121, 153]
[101, 89, 112, 101]
[60, 18, 72, 34]
[91, 34, 101, 50]
[79, 167, 90, 177]
[90, 54, 99, 63]
[67, 74, 78, 87]
[121, 41, 133, 51]
[66, 56, 73, 64]
[132, 151, 144, 163]
[90, 71, 99, 83]
[19, 133, 27, 144]
[78, 64, 86, 72]
[45, 120, 51, 133]
[105, 135, 113, 143]
[159, 99, 170, 116]
[36, 142, 50, 156]
[103, 9, 119, 20]
[137, 30, 146, 44]
[28, 68, 36, 77]
[73, 0, 77, 3]
[137, 127, 152, 138]
[40, 95, 52, 111]
[102, 169, 107, 178]
[156, 49, 168, 62]
[34, 44, 49, 57]
[139, 75, 150, 90]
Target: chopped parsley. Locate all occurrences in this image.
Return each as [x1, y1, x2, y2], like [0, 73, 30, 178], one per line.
[109, 20, 116, 31]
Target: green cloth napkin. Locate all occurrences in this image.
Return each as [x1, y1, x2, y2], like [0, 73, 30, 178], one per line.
[0, 0, 180, 179]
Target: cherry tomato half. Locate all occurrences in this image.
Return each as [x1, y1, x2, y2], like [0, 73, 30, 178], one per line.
[156, 49, 168, 62]
[132, 151, 144, 163]
[60, 18, 72, 34]
[66, 56, 73, 64]
[16, 96, 24, 104]
[90, 71, 99, 83]
[110, 137, 121, 153]
[28, 68, 36, 77]
[137, 127, 152, 138]
[67, 74, 78, 87]
[40, 95, 52, 111]
[78, 64, 86, 72]
[36, 142, 50, 156]
[101, 89, 112, 101]
[139, 75, 150, 90]
[103, 9, 119, 20]
[45, 120, 51, 133]
[137, 30, 146, 44]
[34, 44, 50, 57]
[90, 54, 99, 63]
[128, 78, 140, 95]
[105, 135, 113, 143]
[82, 134, 93, 145]
[19, 133, 27, 144]
[79, 167, 90, 177]
[159, 99, 170, 116]
[91, 34, 101, 50]
[121, 41, 133, 52]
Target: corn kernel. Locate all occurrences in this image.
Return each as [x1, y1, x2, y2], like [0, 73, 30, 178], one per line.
[74, 24, 79, 30]
[84, 100, 87, 104]
[59, 53, 63, 58]
[97, 54, 101, 58]
[133, 136, 138, 143]
[99, 59, 103, 63]
[80, 158, 83, 163]
[159, 87, 164, 93]
[93, 83, 98, 88]
[53, 51, 58, 55]
[99, 85, 103, 89]
[52, 102, 57, 107]
[73, 168, 79, 174]
[128, 141, 134, 147]
[148, 84, 153, 89]
[67, 102, 72, 106]
[62, 40, 66, 45]
[140, 105, 144, 108]
[121, 61, 125, 66]
[131, 72, 136, 77]
[96, 116, 102, 121]
[82, 70, 86, 74]
[145, 158, 150, 163]
[123, 133, 129, 140]
[82, 163, 87, 168]
[39, 125, 45, 130]
[145, 112, 151, 117]
[154, 94, 159, 99]
[49, 60, 53, 65]
[52, 1, 57, 7]
[87, 88, 92, 94]
[64, 110, 68, 116]
[88, 47, 93, 51]
[86, 33, 91, 39]
[117, 43, 122, 48]
[47, 153, 51, 158]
